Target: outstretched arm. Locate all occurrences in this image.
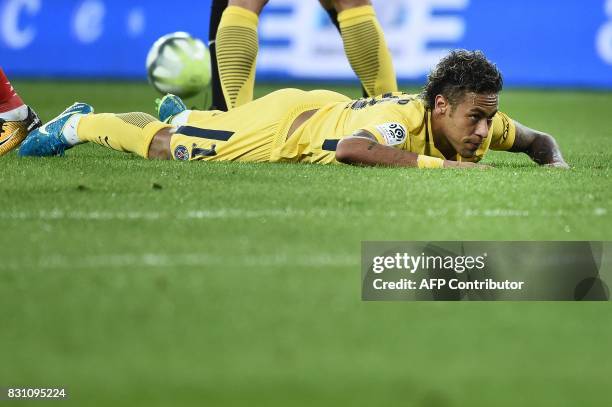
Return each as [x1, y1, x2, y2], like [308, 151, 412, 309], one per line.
[509, 121, 569, 168]
[335, 131, 487, 169]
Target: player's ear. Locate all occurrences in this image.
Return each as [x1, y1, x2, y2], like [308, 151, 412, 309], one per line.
[434, 95, 449, 115]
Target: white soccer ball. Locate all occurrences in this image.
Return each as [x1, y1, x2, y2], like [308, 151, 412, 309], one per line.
[146, 32, 211, 98]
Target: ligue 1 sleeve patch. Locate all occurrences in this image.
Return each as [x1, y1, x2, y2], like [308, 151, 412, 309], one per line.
[375, 122, 407, 146]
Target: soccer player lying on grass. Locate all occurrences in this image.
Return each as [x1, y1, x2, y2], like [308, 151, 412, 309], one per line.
[19, 50, 568, 169]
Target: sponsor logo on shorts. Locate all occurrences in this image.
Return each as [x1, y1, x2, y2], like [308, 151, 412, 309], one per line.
[174, 145, 189, 161]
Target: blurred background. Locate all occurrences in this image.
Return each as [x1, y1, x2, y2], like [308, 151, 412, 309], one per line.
[1, 0, 611, 87]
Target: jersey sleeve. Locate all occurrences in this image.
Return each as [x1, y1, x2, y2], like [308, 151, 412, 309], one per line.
[360, 122, 409, 148]
[489, 111, 516, 151]
[344, 99, 418, 149]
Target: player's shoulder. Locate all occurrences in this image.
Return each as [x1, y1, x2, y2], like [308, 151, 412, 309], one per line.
[350, 92, 425, 111]
[364, 93, 427, 146]
[382, 92, 426, 121]
[381, 92, 425, 111]
[381, 94, 427, 139]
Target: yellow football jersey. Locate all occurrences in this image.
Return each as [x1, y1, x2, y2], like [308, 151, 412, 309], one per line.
[274, 92, 516, 164]
[170, 89, 516, 164]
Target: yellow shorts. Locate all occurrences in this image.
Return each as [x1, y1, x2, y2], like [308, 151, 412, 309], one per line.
[169, 88, 349, 162]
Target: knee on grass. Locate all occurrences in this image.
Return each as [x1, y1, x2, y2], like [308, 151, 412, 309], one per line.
[148, 128, 174, 160]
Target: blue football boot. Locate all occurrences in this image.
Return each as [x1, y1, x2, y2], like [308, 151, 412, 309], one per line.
[18, 102, 93, 157]
[156, 94, 187, 123]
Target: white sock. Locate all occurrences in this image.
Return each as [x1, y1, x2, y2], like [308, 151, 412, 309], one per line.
[62, 114, 84, 146]
[0, 104, 28, 121]
[170, 110, 192, 127]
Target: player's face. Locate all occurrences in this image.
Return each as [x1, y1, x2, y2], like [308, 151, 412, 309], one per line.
[441, 93, 498, 158]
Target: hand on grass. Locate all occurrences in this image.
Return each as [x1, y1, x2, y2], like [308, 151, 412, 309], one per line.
[544, 160, 570, 169]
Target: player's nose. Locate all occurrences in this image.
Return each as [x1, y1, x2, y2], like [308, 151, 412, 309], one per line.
[474, 119, 489, 139]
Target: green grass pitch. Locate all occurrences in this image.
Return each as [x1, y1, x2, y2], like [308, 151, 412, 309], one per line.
[1, 81, 611, 406]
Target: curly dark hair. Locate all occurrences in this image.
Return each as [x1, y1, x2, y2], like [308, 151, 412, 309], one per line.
[421, 50, 503, 109]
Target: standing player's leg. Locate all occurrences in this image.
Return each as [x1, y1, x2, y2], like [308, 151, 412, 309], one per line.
[0, 67, 41, 155]
[320, 0, 341, 30]
[209, 0, 229, 111]
[329, 0, 397, 97]
[319, 0, 368, 97]
[0, 68, 25, 120]
[215, 0, 268, 110]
